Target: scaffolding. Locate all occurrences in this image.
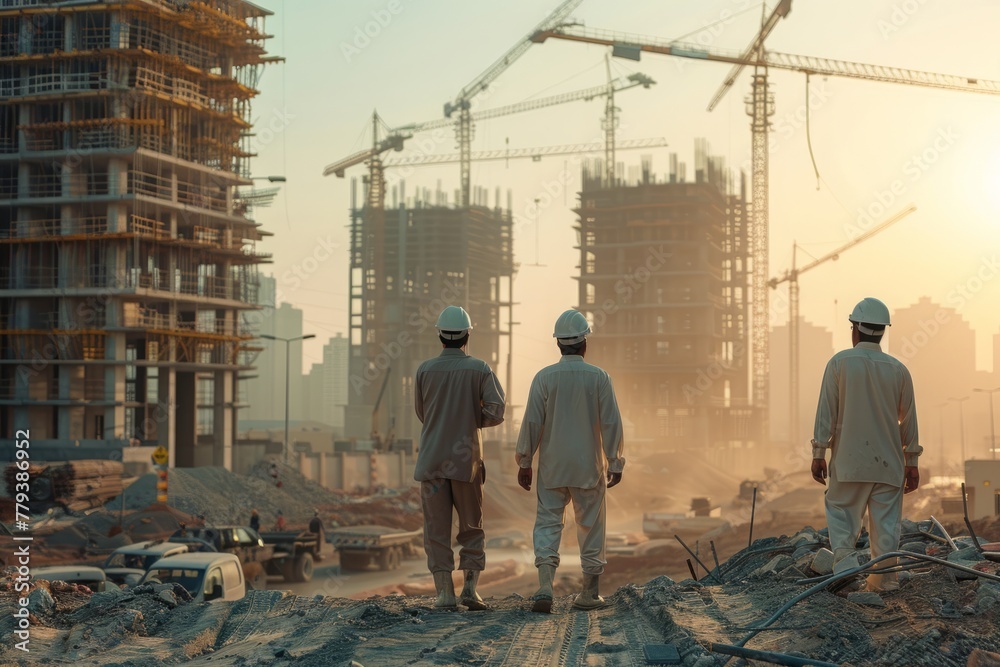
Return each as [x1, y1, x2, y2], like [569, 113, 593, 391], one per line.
[576, 142, 756, 457]
[345, 180, 515, 446]
[0, 0, 275, 466]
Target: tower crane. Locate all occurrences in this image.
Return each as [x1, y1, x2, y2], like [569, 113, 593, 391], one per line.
[384, 137, 669, 168]
[530, 23, 1000, 441]
[323, 72, 656, 202]
[769, 204, 916, 447]
[446, 0, 583, 207]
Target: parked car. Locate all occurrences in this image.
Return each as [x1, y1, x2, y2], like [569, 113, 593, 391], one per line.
[169, 526, 272, 588]
[32, 565, 119, 592]
[102, 540, 191, 586]
[140, 552, 246, 603]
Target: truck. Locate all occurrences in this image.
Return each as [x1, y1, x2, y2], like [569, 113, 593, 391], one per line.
[329, 525, 422, 571]
[258, 530, 323, 583]
[169, 525, 275, 589]
[141, 552, 246, 602]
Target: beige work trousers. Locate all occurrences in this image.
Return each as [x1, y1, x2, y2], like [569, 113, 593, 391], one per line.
[825, 471, 904, 589]
[533, 469, 607, 575]
[420, 478, 485, 573]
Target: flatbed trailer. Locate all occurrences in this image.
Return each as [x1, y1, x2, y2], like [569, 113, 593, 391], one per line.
[258, 530, 322, 583]
[330, 525, 422, 571]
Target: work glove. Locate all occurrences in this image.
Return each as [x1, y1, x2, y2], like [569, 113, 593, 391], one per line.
[517, 466, 532, 491]
[607, 471, 622, 488]
[904, 465, 919, 494]
[811, 458, 828, 486]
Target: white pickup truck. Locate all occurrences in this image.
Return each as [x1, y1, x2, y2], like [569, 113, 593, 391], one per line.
[140, 552, 246, 603]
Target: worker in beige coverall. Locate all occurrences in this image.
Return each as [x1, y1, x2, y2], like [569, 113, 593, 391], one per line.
[811, 297, 921, 592]
[516, 309, 624, 612]
[414, 305, 505, 610]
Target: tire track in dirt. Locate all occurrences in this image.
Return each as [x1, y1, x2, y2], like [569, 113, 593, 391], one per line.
[214, 589, 286, 647]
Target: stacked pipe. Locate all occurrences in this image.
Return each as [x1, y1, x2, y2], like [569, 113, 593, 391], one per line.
[3, 460, 123, 512]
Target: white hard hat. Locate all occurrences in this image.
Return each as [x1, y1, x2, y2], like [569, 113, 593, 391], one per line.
[849, 297, 891, 334]
[552, 309, 591, 345]
[436, 306, 472, 339]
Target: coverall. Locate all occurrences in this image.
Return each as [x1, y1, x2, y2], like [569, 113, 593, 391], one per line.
[414, 348, 505, 573]
[812, 341, 921, 588]
[516, 355, 624, 575]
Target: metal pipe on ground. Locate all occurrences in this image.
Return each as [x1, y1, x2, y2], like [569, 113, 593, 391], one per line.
[709, 643, 840, 667]
[675, 534, 723, 584]
[961, 483, 984, 553]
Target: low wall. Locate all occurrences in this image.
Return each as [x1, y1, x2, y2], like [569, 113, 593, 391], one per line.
[297, 450, 414, 491]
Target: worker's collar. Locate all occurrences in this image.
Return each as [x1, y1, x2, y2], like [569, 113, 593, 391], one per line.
[856, 341, 882, 351]
[558, 355, 585, 363]
[439, 348, 469, 357]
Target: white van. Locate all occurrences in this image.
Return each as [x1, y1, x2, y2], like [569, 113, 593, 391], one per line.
[32, 565, 119, 593]
[140, 552, 245, 603]
[103, 540, 191, 586]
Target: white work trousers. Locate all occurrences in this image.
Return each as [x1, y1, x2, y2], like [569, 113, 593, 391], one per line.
[825, 473, 904, 589]
[532, 470, 607, 575]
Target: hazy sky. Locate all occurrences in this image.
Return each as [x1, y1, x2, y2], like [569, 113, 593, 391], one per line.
[246, 0, 1000, 409]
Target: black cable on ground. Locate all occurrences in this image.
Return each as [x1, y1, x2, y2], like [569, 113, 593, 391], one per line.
[728, 551, 1000, 660]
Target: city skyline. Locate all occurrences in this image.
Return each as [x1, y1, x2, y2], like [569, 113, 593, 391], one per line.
[246, 1, 1000, 415]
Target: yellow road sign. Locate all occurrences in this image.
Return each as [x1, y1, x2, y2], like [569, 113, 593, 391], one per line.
[152, 446, 169, 466]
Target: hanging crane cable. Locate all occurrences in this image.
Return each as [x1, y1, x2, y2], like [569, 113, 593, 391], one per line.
[805, 72, 822, 190]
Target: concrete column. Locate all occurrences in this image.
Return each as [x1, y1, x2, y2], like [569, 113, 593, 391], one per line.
[175, 371, 197, 467]
[212, 370, 233, 470]
[157, 368, 176, 460]
[318, 452, 328, 488]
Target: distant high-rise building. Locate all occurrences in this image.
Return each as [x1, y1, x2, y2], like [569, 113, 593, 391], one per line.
[243, 298, 305, 423]
[0, 0, 274, 466]
[345, 184, 514, 444]
[323, 333, 349, 429]
[770, 318, 835, 445]
[891, 296, 975, 411]
[574, 142, 755, 452]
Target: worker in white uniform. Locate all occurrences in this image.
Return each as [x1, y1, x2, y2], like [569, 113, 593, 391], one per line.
[414, 305, 505, 610]
[811, 297, 921, 591]
[516, 309, 625, 612]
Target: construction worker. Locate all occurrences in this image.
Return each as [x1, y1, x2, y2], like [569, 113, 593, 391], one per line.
[414, 305, 505, 611]
[516, 309, 625, 612]
[249, 509, 261, 533]
[811, 297, 921, 591]
[274, 510, 286, 532]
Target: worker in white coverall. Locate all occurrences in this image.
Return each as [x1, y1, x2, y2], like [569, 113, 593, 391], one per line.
[516, 309, 625, 612]
[414, 305, 505, 610]
[811, 297, 921, 591]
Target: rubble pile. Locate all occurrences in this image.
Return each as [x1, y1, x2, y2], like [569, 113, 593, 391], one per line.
[116, 461, 346, 526]
[5, 515, 1000, 665]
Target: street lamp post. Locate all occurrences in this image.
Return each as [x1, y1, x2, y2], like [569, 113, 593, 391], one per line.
[949, 396, 970, 466]
[261, 333, 315, 466]
[974, 387, 1000, 460]
[251, 175, 287, 183]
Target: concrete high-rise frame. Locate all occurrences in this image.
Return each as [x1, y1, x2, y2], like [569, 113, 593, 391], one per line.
[0, 0, 275, 467]
[575, 144, 756, 453]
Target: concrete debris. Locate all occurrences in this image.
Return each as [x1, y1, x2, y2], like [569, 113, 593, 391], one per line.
[2, 513, 1000, 665]
[847, 591, 887, 607]
[811, 547, 835, 575]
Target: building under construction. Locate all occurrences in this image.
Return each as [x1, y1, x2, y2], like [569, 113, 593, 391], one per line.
[345, 180, 514, 448]
[576, 141, 759, 459]
[0, 0, 275, 466]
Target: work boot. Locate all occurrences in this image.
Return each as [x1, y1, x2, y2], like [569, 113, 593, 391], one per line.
[432, 571, 457, 608]
[531, 564, 556, 613]
[460, 570, 490, 611]
[572, 573, 606, 610]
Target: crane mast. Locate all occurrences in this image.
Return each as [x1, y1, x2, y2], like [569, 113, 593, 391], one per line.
[770, 204, 916, 446]
[531, 22, 1000, 445]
